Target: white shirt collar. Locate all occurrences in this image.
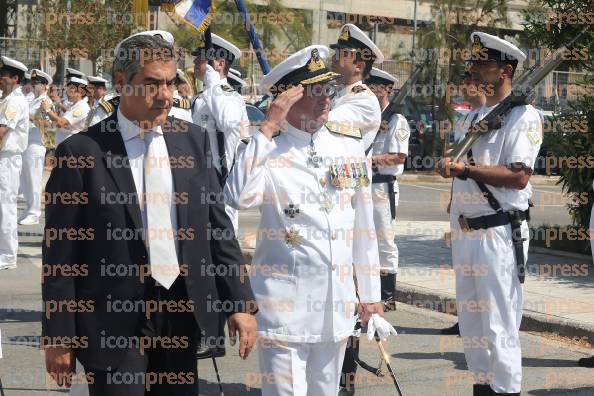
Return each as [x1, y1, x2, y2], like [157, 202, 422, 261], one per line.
[285, 121, 325, 143]
[117, 107, 163, 142]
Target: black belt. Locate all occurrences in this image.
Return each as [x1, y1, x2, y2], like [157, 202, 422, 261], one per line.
[371, 174, 397, 220]
[458, 208, 529, 283]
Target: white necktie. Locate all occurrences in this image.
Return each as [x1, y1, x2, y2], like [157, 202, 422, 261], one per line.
[143, 131, 180, 289]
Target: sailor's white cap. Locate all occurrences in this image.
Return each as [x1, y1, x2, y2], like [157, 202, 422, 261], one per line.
[260, 45, 340, 96]
[66, 67, 85, 79]
[229, 68, 241, 77]
[0, 56, 28, 75]
[31, 69, 53, 85]
[330, 24, 384, 64]
[68, 76, 88, 86]
[470, 32, 527, 63]
[366, 67, 398, 85]
[114, 30, 175, 56]
[87, 75, 108, 85]
[191, 33, 241, 61]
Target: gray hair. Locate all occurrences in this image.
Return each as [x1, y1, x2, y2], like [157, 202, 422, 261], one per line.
[112, 34, 175, 84]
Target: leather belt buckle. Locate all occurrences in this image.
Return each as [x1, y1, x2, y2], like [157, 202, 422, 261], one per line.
[458, 215, 471, 232]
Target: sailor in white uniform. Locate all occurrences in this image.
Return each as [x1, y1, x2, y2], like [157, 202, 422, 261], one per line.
[329, 24, 383, 152]
[227, 67, 246, 94]
[192, 33, 249, 232]
[365, 67, 410, 307]
[225, 45, 383, 396]
[22, 71, 35, 103]
[0, 56, 30, 269]
[19, 69, 53, 226]
[44, 76, 90, 146]
[85, 75, 108, 126]
[437, 32, 542, 396]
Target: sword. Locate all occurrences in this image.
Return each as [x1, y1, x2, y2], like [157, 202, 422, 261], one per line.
[375, 337, 405, 396]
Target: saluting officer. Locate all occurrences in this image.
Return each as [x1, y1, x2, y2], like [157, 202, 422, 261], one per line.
[0, 56, 30, 270]
[44, 76, 90, 146]
[436, 32, 542, 396]
[191, 33, 249, 231]
[225, 45, 383, 396]
[19, 69, 53, 226]
[365, 67, 410, 307]
[329, 24, 383, 152]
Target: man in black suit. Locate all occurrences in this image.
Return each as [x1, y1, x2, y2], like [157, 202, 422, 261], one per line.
[42, 34, 257, 396]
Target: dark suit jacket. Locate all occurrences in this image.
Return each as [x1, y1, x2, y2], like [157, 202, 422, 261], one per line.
[42, 113, 256, 370]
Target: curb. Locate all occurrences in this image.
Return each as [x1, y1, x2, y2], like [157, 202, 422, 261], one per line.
[399, 173, 560, 186]
[529, 246, 592, 261]
[395, 283, 594, 344]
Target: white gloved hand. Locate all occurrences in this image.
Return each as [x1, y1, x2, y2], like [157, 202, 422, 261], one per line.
[366, 314, 398, 341]
[203, 64, 220, 89]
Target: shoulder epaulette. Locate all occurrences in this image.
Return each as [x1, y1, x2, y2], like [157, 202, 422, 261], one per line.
[221, 84, 234, 93]
[173, 98, 191, 110]
[99, 96, 120, 114]
[351, 85, 366, 94]
[325, 121, 362, 139]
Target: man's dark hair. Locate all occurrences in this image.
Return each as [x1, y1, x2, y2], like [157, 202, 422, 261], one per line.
[0, 69, 23, 84]
[113, 34, 175, 84]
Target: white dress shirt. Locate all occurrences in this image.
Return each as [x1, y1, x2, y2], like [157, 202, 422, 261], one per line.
[116, 108, 178, 244]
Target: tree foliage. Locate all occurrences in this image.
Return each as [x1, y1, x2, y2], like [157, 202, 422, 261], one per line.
[522, 0, 594, 231]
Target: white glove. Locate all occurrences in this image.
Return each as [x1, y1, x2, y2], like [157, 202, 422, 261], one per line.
[366, 314, 398, 341]
[203, 64, 220, 89]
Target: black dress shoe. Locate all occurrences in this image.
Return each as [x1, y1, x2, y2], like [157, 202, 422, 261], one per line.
[440, 322, 460, 335]
[473, 384, 493, 396]
[338, 386, 355, 396]
[578, 356, 594, 367]
[196, 345, 226, 359]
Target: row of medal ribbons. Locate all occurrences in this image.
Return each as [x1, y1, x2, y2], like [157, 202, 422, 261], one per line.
[329, 162, 370, 188]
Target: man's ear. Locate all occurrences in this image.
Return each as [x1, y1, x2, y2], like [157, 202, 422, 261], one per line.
[501, 64, 514, 80]
[114, 71, 125, 93]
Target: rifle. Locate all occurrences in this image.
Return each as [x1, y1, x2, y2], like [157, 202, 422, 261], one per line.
[449, 27, 591, 162]
[382, 59, 426, 124]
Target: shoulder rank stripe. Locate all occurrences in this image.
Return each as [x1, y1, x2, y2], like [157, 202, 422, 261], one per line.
[222, 84, 234, 93]
[173, 98, 191, 109]
[351, 85, 366, 94]
[325, 121, 362, 139]
[99, 96, 120, 114]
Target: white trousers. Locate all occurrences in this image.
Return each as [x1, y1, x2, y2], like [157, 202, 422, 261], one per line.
[20, 143, 46, 219]
[258, 339, 347, 396]
[0, 152, 22, 266]
[451, 218, 527, 394]
[372, 182, 398, 273]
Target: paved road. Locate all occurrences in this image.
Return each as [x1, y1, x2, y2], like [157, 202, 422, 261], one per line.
[397, 181, 572, 226]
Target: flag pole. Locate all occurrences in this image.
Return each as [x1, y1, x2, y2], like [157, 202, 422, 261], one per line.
[233, 0, 270, 75]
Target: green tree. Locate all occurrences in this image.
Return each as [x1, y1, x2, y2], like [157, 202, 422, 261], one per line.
[522, 0, 594, 233]
[27, 0, 135, 83]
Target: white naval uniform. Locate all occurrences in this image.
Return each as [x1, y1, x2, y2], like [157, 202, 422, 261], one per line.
[19, 92, 50, 221]
[329, 81, 382, 152]
[369, 112, 410, 273]
[591, 180, 594, 263]
[54, 99, 90, 146]
[225, 124, 381, 395]
[193, 77, 248, 232]
[450, 104, 542, 394]
[0, 87, 29, 267]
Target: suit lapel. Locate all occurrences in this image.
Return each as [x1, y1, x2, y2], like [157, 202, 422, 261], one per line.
[97, 113, 145, 240]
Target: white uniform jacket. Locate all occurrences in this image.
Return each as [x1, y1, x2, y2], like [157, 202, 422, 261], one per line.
[0, 87, 29, 153]
[192, 77, 248, 176]
[329, 81, 381, 152]
[225, 124, 381, 343]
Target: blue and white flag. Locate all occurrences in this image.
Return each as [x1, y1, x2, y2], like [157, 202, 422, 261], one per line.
[173, 0, 215, 33]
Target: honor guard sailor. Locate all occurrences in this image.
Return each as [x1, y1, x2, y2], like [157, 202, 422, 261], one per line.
[0, 56, 30, 269]
[44, 76, 90, 146]
[365, 67, 410, 308]
[227, 67, 246, 94]
[225, 45, 383, 396]
[85, 75, 108, 126]
[436, 32, 542, 396]
[191, 33, 249, 232]
[329, 24, 383, 152]
[170, 69, 192, 122]
[19, 69, 52, 226]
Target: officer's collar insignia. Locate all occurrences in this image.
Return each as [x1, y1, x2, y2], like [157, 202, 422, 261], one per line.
[527, 127, 542, 145]
[307, 49, 325, 73]
[396, 128, 409, 142]
[472, 36, 483, 57]
[284, 227, 300, 247]
[339, 26, 350, 42]
[284, 203, 300, 218]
